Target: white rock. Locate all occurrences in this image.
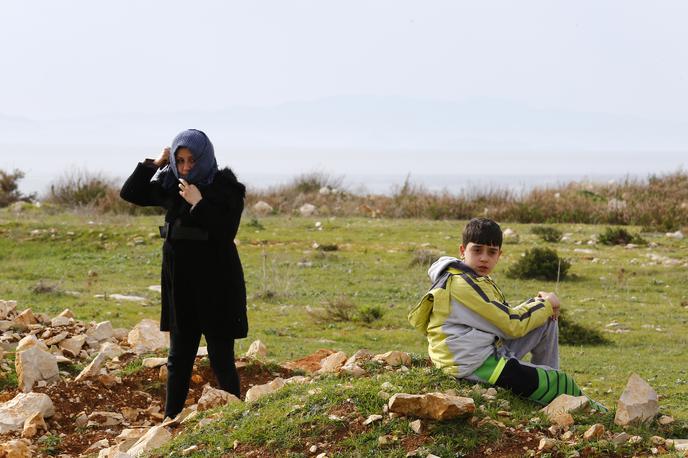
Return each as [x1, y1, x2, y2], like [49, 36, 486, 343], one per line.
[12, 309, 38, 330]
[363, 414, 383, 426]
[99, 342, 125, 359]
[0, 300, 17, 320]
[345, 349, 373, 366]
[0, 439, 31, 458]
[147, 285, 162, 293]
[245, 340, 268, 359]
[372, 351, 411, 367]
[75, 352, 108, 381]
[16, 344, 59, 392]
[197, 385, 242, 411]
[20, 411, 47, 438]
[245, 377, 286, 402]
[0, 392, 54, 433]
[252, 201, 274, 216]
[127, 319, 169, 354]
[113, 428, 148, 453]
[672, 439, 688, 451]
[284, 375, 310, 385]
[88, 321, 115, 341]
[318, 351, 348, 373]
[612, 432, 630, 444]
[340, 363, 366, 377]
[538, 437, 557, 451]
[614, 373, 659, 426]
[126, 425, 172, 457]
[44, 331, 68, 346]
[409, 419, 425, 434]
[50, 316, 72, 327]
[299, 203, 317, 217]
[87, 411, 125, 427]
[59, 335, 87, 357]
[196, 346, 208, 357]
[541, 394, 589, 419]
[86, 439, 111, 452]
[583, 423, 605, 440]
[57, 308, 75, 319]
[142, 357, 168, 369]
[666, 230, 684, 239]
[658, 415, 674, 425]
[16, 335, 49, 353]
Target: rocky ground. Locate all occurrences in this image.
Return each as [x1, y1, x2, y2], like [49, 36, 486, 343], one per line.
[1, 299, 687, 457]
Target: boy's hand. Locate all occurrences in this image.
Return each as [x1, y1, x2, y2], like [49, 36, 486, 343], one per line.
[538, 291, 560, 320]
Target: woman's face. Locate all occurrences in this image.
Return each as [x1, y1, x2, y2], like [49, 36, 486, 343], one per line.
[175, 148, 196, 178]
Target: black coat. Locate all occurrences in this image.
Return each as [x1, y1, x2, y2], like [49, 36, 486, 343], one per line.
[120, 161, 248, 338]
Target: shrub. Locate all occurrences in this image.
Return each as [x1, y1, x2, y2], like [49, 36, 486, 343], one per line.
[357, 304, 385, 323]
[506, 247, 570, 281]
[409, 249, 441, 267]
[531, 225, 562, 243]
[0, 168, 35, 207]
[308, 295, 358, 323]
[290, 171, 344, 194]
[598, 227, 646, 246]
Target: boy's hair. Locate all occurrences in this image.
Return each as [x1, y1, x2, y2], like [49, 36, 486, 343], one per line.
[462, 218, 503, 248]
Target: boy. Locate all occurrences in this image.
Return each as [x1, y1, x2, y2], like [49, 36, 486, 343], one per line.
[409, 217, 604, 409]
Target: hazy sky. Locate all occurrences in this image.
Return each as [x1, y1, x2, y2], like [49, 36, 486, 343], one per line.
[1, 1, 687, 191]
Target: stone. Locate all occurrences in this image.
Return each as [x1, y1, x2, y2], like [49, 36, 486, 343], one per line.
[44, 331, 68, 346]
[121, 407, 141, 422]
[666, 230, 684, 239]
[299, 203, 317, 217]
[409, 419, 425, 434]
[503, 228, 519, 242]
[345, 349, 373, 366]
[372, 351, 412, 367]
[583, 423, 605, 440]
[197, 385, 242, 411]
[16, 335, 49, 353]
[100, 342, 125, 359]
[340, 363, 366, 377]
[614, 373, 659, 426]
[126, 425, 172, 457]
[181, 445, 198, 456]
[57, 308, 75, 319]
[0, 392, 54, 433]
[612, 432, 630, 444]
[159, 365, 168, 382]
[362, 414, 383, 426]
[142, 357, 168, 368]
[0, 300, 17, 320]
[88, 321, 115, 341]
[56, 335, 85, 358]
[650, 436, 665, 446]
[252, 201, 273, 215]
[0, 439, 31, 458]
[538, 438, 557, 452]
[318, 351, 348, 373]
[13, 309, 38, 330]
[87, 411, 125, 427]
[50, 316, 72, 327]
[245, 377, 286, 402]
[16, 344, 59, 392]
[672, 439, 688, 451]
[86, 439, 111, 452]
[541, 394, 589, 419]
[75, 352, 108, 381]
[284, 375, 310, 385]
[561, 431, 574, 441]
[388, 392, 475, 420]
[21, 411, 47, 438]
[245, 340, 268, 359]
[658, 415, 674, 425]
[485, 387, 498, 397]
[196, 346, 208, 357]
[549, 412, 574, 427]
[127, 319, 169, 354]
[98, 373, 119, 387]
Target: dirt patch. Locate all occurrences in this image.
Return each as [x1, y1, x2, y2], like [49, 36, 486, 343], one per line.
[0, 357, 295, 457]
[281, 349, 336, 373]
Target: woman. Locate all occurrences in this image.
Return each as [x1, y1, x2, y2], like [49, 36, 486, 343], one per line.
[120, 129, 248, 419]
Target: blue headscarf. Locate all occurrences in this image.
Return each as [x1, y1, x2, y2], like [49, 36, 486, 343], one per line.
[154, 129, 219, 191]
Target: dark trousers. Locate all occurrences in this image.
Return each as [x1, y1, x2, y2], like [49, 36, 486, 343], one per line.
[164, 330, 240, 418]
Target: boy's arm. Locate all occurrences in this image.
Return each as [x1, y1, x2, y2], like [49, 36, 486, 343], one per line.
[450, 274, 553, 338]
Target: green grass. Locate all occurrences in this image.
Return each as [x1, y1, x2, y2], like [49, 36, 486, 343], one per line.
[1, 210, 687, 422]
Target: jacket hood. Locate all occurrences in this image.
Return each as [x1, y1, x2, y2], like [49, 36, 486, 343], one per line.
[428, 256, 478, 288]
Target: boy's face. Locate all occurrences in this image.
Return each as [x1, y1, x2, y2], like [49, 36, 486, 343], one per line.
[460, 242, 502, 276]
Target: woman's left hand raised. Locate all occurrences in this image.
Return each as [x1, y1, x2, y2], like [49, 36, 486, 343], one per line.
[178, 179, 203, 206]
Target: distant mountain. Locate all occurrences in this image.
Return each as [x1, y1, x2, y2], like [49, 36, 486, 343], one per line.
[1, 96, 687, 153]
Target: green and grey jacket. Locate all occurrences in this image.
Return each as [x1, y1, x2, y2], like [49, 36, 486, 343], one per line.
[408, 256, 554, 378]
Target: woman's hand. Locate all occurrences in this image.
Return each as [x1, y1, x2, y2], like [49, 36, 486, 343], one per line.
[153, 147, 171, 167]
[178, 178, 203, 206]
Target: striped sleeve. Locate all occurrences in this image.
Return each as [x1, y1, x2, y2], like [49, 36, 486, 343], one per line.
[450, 274, 554, 338]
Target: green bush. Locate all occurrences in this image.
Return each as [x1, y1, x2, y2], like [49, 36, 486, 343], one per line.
[357, 304, 385, 323]
[598, 227, 646, 246]
[0, 168, 35, 207]
[506, 247, 570, 281]
[530, 225, 562, 243]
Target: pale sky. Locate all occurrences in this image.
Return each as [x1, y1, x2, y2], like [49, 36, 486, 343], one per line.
[1, 1, 687, 192]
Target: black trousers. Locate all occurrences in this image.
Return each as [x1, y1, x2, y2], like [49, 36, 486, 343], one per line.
[164, 330, 240, 418]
